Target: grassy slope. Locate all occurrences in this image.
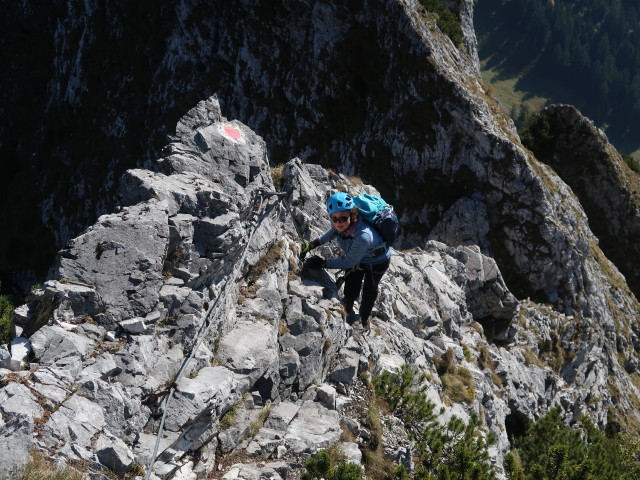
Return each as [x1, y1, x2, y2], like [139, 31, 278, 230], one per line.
[479, 59, 640, 161]
[479, 59, 547, 118]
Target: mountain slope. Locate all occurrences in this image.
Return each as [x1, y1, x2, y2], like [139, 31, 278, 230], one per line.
[1, 96, 639, 479]
[474, 0, 640, 153]
[1, 2, 640, 478]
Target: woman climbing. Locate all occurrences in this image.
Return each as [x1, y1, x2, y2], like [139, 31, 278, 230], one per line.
[301, 192, 391, 329]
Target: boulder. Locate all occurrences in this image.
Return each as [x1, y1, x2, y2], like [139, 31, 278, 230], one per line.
[53, 199, 170, 321]
[246, 427, 285, 457]
[168, 366, 246, 431]
[0, 414, 34, 479]
[283, 401, 342, 454]
[0, 382, 44, 420]
[264, 401, 301, 431]
[42, 394, 106, 449]
[329, 349, 361, 385]
[96, 430, 135, 473]
[29, 325, 94, 366]
[216, 319, 279, 388]
[0, 345, 11, 369]
[9, 337, 31, 370]
[121, 317, 147, 334]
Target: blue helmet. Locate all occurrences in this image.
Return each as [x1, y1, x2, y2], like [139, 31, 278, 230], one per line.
[326, 192, 354, 215]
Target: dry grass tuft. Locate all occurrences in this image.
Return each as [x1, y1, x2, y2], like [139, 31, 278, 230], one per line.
[13, 452, 85, 480]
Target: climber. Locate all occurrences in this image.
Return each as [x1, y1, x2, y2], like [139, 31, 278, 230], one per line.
[301, 191, 391, 329]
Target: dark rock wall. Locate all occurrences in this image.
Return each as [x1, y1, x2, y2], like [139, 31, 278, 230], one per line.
[3, 0, 635, 326]
[1, 0, 462, 289]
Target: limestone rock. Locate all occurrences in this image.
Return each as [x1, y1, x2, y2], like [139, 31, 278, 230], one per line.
[9, 337, 31, 370]
[41, 394, 106, 452]
[0, 414, 34, 479]
[53, 200, 170, 321]
[283, 401, 342, 454]
[264, 401, 301, 432]
[0, 345, 10, 369]
[215, 319, 279, 388]
[4, 66, 640, 480]
[0, 382, 44, 421]
[529, 104, 640, 299]
[96, 430, 135, 473]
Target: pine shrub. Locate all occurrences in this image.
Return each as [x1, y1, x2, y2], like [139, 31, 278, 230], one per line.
[419, 0, 464, 46]
[518, 112, 555, 161]
[509, 407, 640, 480]
[373, 365, 496, 479]
[0, 294, 14, 344]
[622, 153, 640, 174]
[301, 449, 363, 480]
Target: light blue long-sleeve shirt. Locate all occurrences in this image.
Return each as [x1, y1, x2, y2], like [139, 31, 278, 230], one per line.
[316, 218, 391, 270]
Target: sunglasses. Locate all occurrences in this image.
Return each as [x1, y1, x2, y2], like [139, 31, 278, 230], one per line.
[331, 215, 350, 224]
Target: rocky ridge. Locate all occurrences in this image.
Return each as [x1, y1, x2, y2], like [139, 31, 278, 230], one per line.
[1, 96, 640, 479]
[2, 1, 640, 479]
[0, 0, 484, 285]
[5, 0, 634, 333]
[524, 104, 640, 299]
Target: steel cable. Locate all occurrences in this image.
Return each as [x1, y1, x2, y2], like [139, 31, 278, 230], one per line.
[144, 190, 274, 479]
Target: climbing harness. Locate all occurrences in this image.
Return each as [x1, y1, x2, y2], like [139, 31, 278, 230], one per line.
[335, 267, 356, 289]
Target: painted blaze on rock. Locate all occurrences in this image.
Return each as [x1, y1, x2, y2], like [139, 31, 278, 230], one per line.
[218, 122, 245, 143]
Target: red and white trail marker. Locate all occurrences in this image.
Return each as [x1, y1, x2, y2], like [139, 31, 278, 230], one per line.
[216, 123, 245, 143]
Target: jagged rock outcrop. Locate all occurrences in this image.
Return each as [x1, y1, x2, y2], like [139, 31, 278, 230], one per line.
[523, 104, 640, 299]
[2, 97, 640, 479]
[0, 0, 481, 290]
[0, 0, 630, 339]
[2, 1, 640, 479]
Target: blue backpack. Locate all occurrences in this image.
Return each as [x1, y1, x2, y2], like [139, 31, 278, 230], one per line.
[353, 194, 399, 247]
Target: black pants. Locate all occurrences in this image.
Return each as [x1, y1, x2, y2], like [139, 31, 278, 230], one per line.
[343, 259, 390, 322]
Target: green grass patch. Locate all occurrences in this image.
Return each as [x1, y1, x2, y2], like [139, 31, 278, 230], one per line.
[270, 164, 285, 191]
[480, 61, 549, 130]
[247, 240, 286, 283]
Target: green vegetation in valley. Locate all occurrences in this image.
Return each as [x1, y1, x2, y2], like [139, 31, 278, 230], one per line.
[476, 0, 640, 153]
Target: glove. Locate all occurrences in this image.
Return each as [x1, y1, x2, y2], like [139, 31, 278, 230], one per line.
[300, 241, 311, 258]
[304, 255, 325, 269]
[299, 239, 320, 261]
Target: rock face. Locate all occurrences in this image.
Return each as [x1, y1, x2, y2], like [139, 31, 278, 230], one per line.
[1, 0, 483, 285]
[2, 2, 640, 479]
[0, 0, 626, 335]
[524, 104, 640, 299]
[2, 96, 640, 479]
